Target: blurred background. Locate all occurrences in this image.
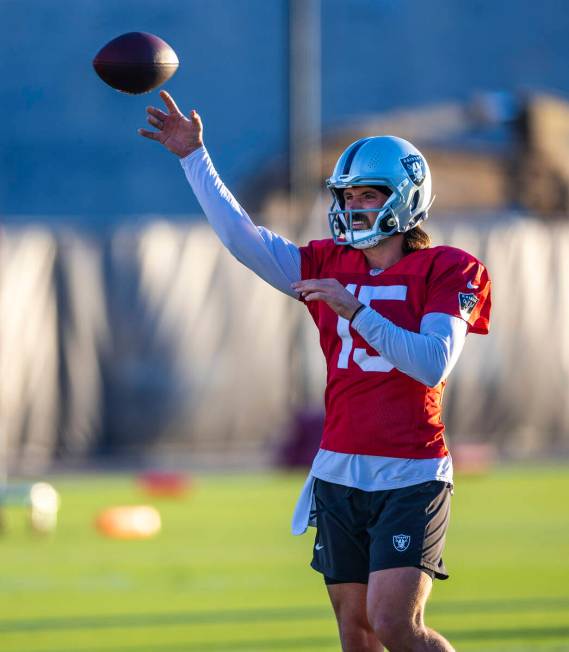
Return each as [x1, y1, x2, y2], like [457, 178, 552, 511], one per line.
[0, 0, 569, 472]
[2, 0, 569, 474]
[2, 2, 569, 651]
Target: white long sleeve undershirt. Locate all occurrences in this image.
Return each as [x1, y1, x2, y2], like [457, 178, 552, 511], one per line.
[353, 308, 467, 387]
[181, 147, 301, 297]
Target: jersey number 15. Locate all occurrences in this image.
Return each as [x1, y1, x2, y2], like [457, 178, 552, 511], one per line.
[337, 284, 407, 372]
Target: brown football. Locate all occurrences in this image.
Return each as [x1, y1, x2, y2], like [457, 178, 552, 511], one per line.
[93, 32, 179, 94]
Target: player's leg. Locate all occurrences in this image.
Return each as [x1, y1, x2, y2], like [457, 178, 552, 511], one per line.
[365, 481, 454, 650]
[326, 580, 383, 652]
[310, 479, 382, 651]
[367, 567, 454, 651]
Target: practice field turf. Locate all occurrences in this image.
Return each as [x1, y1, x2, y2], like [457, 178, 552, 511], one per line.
[1, 464, 568, 651]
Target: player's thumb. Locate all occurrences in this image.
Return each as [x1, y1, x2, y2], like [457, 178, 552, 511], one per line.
[189, 109, 202, 125]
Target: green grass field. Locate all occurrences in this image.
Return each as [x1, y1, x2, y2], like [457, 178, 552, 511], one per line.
[1, 464, 568, 652]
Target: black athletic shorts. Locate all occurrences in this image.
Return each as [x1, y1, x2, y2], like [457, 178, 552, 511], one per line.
[310, 478, 451, 584]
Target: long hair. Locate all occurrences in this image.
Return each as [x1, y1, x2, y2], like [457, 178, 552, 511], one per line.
[403, 225, 431, 253]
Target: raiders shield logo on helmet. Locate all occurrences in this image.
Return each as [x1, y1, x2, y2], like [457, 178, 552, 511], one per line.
[401, 154, 426, 186]
[393, 534, 411, 552]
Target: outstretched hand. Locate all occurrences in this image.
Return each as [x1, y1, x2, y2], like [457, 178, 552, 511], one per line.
[292, 279, 363, 320]
[138, 90, 203, 158]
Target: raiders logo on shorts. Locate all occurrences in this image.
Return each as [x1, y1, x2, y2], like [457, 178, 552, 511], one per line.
[393, 534, 411, 552]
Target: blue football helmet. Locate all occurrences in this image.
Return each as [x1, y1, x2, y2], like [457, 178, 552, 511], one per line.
[326, 136, 434, 249]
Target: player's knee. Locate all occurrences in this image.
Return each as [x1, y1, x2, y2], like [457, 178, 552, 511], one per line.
[369, 610, 417, 648]
[335, 609, 377, 652]
[338, 620, 379, 652]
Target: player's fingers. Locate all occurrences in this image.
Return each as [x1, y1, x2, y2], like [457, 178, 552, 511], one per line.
[189, 109, 202, 124]
[292, 280, 323, 292]
[147, 115, 163, 129]
[304, 291, 327, 302]
[138, 128, 162, 141]
[160, 90, 182, 115]
[147, 106, 169, 121]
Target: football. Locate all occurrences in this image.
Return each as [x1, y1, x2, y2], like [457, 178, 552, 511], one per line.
[93, 32, 179, 94]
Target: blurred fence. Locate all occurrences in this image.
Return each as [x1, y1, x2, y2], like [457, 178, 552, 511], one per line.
[1, 214, 568, 474]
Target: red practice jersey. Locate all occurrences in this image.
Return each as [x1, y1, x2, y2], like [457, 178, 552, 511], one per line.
[299, 240, 491, 459]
